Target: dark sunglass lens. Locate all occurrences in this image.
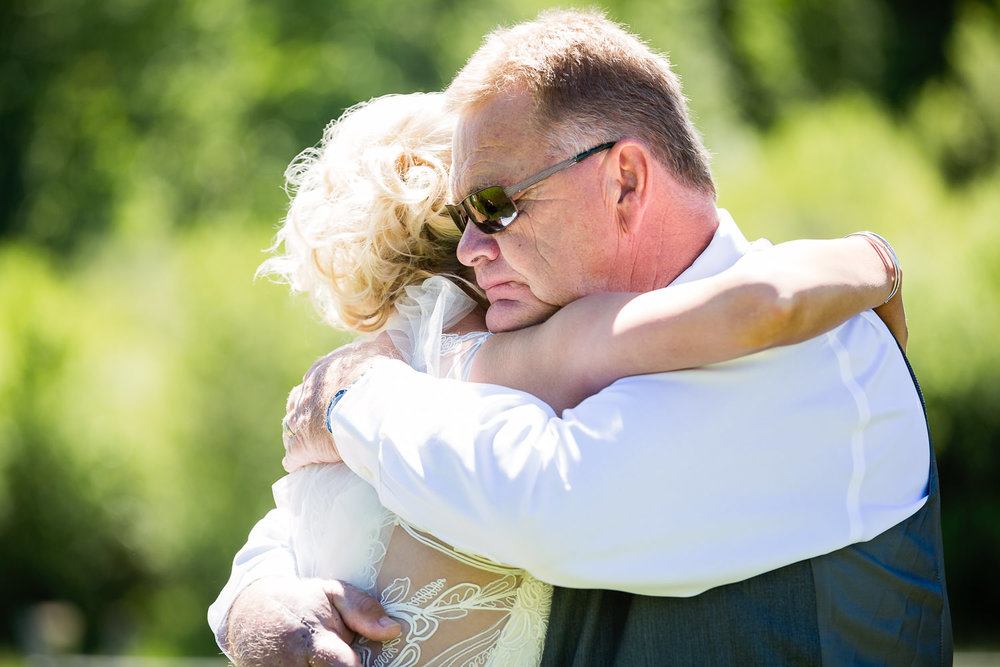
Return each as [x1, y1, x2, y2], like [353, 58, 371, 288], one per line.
[464, 187, 518, 234]
[477, 218, 506, 234]
[468, 187, 515, 221]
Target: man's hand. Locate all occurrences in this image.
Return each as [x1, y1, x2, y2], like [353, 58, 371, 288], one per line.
[282, 335, 402, 472]
[226, 577, 401, 667]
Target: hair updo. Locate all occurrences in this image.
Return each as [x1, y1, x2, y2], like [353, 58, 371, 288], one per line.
[258, 92, 473, 333]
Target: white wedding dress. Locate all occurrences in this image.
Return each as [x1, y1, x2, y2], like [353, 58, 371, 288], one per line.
[272, 277, 552, 666]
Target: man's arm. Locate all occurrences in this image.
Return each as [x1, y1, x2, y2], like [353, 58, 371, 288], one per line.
[208, 508, 299, 655]
[225, 576, 400, 667]
[209, 506, 400, 666]
[330, 315, 929, 596]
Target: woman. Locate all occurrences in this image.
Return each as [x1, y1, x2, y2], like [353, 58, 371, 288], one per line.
[244, 92, 903, 666]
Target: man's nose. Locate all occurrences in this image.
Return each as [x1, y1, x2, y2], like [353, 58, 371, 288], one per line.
[457, 223, 500, 266]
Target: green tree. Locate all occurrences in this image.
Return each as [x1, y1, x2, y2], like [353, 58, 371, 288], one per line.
[2, 0, 998, 656]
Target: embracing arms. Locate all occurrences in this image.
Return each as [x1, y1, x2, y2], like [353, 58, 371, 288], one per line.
[472, 234, 904, 412]
[216, 232, 907, 662]
[281, 234, 904, 471]
[208, 508, 400, 666]
[324, 233, 920, 591]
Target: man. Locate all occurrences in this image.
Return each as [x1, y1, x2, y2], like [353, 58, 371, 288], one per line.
[212, 9, 950, 665]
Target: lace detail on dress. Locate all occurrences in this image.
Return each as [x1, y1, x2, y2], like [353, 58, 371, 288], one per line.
[358, 575, 518, 667]
[438, 331, 491, 382]
[280, 277, 550, 666]
[354, 520, 551, 667]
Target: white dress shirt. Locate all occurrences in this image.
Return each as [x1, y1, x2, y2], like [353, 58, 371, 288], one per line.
[209, 211, 930, 649]
[329, 212, 930, 595]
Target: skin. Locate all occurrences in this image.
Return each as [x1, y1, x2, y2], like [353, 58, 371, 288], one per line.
[225, 90, 909, 665]
[452, 90, 718, 332]
[227, 577, 401, 667]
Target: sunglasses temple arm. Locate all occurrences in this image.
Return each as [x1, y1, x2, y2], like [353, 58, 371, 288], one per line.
[503, 156, 579, 198]
[503, 142, 616, 198]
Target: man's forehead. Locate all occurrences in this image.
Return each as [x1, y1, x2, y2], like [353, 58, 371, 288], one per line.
[452, 141, 517, 196]
[452, 98, 539, 197]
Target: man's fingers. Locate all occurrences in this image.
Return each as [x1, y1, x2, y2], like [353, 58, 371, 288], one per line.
[286, 383, 303, 413]
[308, 629, 366, 667]
[325, 581, 402, 643]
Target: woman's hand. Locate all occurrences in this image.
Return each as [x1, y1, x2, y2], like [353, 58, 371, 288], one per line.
[874, 287, 907, 352]
[282, 335, 402, 472]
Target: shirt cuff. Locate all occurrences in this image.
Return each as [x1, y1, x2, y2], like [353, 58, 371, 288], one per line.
[326, 382, 356, 433]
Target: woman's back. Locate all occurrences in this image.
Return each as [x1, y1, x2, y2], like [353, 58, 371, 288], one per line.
[277, 278, 550, 666]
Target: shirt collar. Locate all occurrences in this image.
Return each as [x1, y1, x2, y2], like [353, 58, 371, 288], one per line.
[670, 209, 753, 286]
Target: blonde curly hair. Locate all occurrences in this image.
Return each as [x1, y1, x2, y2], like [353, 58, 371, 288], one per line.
[258, 92, 475, 333]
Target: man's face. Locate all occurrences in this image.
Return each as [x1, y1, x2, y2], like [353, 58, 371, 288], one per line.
[453, 94, 624, 333]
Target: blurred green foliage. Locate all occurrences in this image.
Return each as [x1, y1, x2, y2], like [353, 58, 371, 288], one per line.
[2, 0, 998, 657]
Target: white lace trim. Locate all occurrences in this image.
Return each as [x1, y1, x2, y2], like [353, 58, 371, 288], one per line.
[439, 331, 491, 382]
[386, 276, 487, 380]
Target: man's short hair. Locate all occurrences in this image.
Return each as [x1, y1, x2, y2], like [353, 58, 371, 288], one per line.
[446, 8, 716, 198]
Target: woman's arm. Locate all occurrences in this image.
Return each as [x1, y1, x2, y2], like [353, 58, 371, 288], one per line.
[470, 235, 903, 413]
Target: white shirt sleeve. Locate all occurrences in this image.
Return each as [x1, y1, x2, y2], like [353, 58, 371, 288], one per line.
[331, 311, 930, 596]
[206, 506, 297, 658]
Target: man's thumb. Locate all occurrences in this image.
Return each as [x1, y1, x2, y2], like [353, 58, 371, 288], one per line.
[325, 581, 402, 643]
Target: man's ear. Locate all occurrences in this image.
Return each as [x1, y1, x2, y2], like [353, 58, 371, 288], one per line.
[606, 140, 651, 234]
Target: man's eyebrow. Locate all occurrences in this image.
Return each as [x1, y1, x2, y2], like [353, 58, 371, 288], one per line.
[456, 162, 526, 196]
[451, 170, 483, 198]
[463, 173, 523, 195]
[454, 180, 493, 199]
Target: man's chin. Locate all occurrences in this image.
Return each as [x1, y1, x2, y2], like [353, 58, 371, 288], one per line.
[485, 299, 556, 333]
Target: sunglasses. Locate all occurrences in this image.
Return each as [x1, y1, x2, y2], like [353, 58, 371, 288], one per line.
[446, 141, 616, 235]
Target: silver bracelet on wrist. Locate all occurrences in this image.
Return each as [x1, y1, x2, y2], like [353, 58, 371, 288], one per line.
[849, 231, 901, 304]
